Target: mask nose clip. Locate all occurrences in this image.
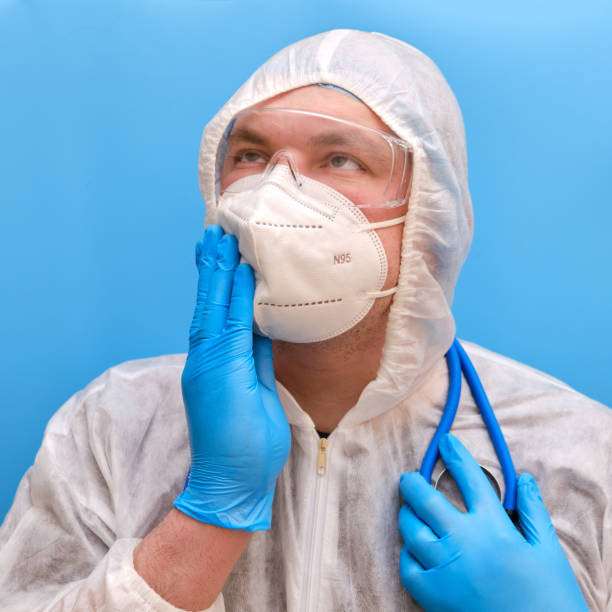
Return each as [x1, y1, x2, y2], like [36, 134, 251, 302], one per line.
[263, 150, 303, 188]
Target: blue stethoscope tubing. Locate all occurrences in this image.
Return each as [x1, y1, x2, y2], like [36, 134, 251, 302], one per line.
[420, 338, 518, 513]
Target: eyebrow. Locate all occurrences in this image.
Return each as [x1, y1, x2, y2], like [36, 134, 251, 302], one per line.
[307, 130, 380, 149]
[226, 126, 270, 147]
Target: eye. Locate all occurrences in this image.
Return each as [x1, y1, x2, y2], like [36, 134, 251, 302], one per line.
[327, 155, 363, 171]
[235, 150, 268, 164]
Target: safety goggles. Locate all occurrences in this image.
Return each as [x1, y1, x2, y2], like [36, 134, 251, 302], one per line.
[217, 108, 413, 208]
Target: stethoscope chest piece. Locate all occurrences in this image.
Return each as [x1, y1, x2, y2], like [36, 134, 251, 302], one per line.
[434, 465, 502, 511]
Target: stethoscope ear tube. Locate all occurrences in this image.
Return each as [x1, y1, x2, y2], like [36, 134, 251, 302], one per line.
[419, 339, 518, 512]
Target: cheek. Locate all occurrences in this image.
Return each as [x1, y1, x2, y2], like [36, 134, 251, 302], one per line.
[365, 203, 407, 288]
[378, 222, 405, 288]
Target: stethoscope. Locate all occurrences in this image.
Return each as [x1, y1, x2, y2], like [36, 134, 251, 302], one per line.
[420, 338, 518, 519]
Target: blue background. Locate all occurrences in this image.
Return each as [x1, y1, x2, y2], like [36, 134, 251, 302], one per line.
[1, 0, 610, 521]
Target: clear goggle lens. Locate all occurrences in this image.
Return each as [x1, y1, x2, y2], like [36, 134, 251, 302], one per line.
[217, 108, 413, 208]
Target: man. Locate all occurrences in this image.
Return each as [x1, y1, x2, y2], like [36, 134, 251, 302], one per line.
[0, 30, 610, 611]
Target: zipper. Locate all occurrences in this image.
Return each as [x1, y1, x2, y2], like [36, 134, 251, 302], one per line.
[300, 435, 331, 612]
[317, 438, 328, 475]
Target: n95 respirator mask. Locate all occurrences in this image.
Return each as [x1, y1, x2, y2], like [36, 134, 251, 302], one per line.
[215, 164, 405, 343]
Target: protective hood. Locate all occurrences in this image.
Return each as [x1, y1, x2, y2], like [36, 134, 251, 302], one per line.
[198, 29, 473, 428]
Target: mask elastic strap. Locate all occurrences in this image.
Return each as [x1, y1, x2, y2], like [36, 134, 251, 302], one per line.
[366, 287, 397, 298]
[355, 214, 407, 232]
[361, 214, 406, 299]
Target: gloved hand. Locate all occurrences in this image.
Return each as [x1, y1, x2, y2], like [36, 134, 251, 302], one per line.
[398, 434, 589, 611]
[174, 224, 291, 531]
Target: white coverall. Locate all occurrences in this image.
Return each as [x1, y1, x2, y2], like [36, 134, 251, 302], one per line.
[1, 29, 611, 612]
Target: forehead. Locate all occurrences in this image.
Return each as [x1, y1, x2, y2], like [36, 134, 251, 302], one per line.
[247, 85, 393, 135]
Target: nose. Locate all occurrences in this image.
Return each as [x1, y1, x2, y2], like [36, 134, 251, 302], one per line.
[263, 150, 304, 188]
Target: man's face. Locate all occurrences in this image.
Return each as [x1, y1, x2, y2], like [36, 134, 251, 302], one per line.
[219, 85, 408, 296]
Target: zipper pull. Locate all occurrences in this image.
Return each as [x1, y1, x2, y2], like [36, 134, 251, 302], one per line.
[317, 438, 328, 476]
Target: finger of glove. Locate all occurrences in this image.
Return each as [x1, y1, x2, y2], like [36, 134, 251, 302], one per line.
[227, 262, 255, 330]
[438, 434, 504, 514]
[399, 504, 448, 570]
[253, 334, 277, 391]
[399, 545, 429, 602]
[517, 473, 557, 546]
[399, 472, 459, 537]
[193, 227, 223, 315]
[200, 234, 240, 338]
[193, 225, 224, 323]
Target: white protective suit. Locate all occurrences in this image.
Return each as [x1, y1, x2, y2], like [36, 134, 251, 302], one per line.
[1, 29, 611, 612]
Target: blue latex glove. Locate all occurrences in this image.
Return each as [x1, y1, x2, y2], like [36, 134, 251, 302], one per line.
[173, 225, 291, 531]
[399, 434, 589, 611]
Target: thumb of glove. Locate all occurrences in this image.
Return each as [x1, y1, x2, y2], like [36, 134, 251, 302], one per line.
[253, 334, 276, 391]
[516, 473, 557, 546]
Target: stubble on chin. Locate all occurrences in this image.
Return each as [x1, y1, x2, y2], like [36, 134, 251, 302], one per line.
[272, 295, 394, 361]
